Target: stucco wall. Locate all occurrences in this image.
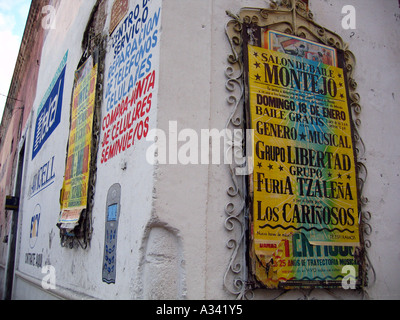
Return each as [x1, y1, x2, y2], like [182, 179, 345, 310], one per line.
[5, 0, 400, 300]
[12, 0, 165, 300]
[308, 0, 400, 300]
[153, 0, 400, 300]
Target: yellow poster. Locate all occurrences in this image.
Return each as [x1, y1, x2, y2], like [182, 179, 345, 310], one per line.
[247, 44, 361, 288]
[59, 56, 98, 225]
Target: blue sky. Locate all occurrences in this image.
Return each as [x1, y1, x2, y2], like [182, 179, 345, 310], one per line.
[0, 0, 31, 116]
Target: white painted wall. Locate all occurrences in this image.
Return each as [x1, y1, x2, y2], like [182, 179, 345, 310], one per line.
[307, 0, 400, 300]
[14, 0, 163, 300]
[154, 0, 400, 300]
[10, 0, 400, 300]
[14, 0, 98, 299]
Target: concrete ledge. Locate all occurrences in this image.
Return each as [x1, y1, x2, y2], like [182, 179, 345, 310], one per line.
[14, 270, 98, 300]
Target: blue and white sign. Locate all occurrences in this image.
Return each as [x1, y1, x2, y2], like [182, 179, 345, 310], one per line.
[32, 51, 68, 160]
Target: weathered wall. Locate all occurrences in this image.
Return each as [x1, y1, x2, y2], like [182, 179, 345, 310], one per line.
[153, 0, 400, 300]
[12, 0, 164, 300]
[307, 0, 400, 300]
[2, 0, 399, 300]
[13, 0, 100, 299]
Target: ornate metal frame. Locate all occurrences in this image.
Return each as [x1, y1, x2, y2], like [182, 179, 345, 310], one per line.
[224, 0, 374, 299]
